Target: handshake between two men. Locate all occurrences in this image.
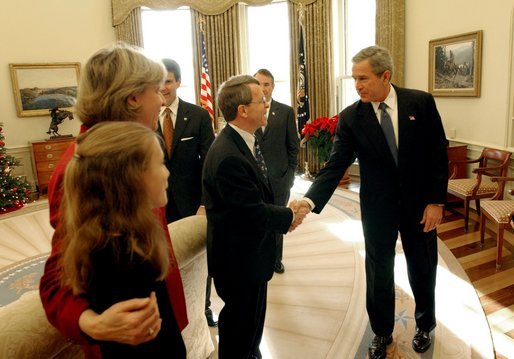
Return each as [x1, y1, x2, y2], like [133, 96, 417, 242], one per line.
[287, 199, 312, 232]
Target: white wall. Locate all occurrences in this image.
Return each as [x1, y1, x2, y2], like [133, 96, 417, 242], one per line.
[3, 1, 514, 178]
[0, 0, 115, 148]
[405, 0, 514, 150]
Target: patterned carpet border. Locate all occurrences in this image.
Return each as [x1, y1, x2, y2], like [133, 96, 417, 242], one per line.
[0, 253, 48, 308]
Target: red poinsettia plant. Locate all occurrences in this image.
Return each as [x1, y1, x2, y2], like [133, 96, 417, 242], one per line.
[301, 114, 338, 164]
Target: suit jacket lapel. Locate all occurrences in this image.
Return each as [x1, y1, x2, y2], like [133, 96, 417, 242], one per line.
[263, 100, 278, 137]
[395, 87, 416, 162]
[225, 126, 272, 193]
[171, 99, 188, 155]
[357, 102, 395, 164]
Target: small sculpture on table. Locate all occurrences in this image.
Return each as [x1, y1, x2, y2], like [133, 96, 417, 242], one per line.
[47, 107, 74, 139]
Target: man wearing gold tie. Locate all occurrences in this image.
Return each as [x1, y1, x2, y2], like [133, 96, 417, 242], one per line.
[159, 58, 216, 326]
[159, 58, 215, 222]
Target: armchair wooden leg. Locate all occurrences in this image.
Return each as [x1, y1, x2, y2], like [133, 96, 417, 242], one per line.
[479, 213, 486, 248]
[475, 199, 481, 216]
[464, 199, 470, 232]
[496, 227, 504, 270]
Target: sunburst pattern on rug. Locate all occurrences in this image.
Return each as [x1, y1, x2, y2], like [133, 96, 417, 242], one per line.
[208, 181, 494, 358]
[0, 185, 495, 358]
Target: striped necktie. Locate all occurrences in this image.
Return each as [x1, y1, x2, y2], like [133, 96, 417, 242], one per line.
[163, 108, 174, 157]
[254, 137, 268, 178]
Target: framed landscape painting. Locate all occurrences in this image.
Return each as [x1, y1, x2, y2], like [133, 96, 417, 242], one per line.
[9, 62, 81, 117]
[428, 30, 482, 97]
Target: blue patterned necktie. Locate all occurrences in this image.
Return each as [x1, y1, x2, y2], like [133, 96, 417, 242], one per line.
[379, 102, 398, 165]
[254, 137, 268, 178]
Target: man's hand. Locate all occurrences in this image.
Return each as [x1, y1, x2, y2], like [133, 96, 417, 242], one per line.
[288, 199, 311, 232]
[420, 204, 444, 233]
[78, 292, 161, 345]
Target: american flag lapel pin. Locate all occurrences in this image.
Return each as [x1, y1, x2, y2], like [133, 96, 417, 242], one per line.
[409, 115, 416, 121]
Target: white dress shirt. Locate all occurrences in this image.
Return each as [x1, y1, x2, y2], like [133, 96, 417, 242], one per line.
[159, 97, 179, 129]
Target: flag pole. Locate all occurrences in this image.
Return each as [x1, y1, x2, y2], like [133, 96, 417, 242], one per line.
[296, 4, 312, 178]
[296, 4, 309, 135]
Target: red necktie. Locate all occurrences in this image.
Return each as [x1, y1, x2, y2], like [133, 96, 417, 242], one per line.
[163, 108, 174, 157]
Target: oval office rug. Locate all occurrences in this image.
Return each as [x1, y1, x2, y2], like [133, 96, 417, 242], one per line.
[0, 188, 495, 358]
[0, 203, 53, 308]
[209, 183, 495, 359]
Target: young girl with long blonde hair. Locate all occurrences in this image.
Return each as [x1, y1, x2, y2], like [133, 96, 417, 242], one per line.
[60, 121, 183, 357]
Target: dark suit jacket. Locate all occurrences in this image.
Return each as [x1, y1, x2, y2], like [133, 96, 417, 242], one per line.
[202, 125, 293, 282]
[255, 99, 299, 204]
[157, 99, 215, 222]
[305, 85, 448, 226]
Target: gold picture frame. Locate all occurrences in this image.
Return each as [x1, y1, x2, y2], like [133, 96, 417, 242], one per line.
[9, 62, 81, 117]
[428, 30, 482, 97]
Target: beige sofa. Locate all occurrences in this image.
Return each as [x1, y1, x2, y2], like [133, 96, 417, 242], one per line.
[0, 215, 214, 359]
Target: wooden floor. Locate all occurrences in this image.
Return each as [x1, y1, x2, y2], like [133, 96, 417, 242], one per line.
[438, 204, 514, 359]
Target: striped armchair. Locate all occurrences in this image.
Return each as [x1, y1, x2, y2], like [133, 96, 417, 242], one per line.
[479, 177, 514, 269]
[447, 148, 511, 231]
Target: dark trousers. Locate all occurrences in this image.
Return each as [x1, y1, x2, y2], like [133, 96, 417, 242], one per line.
[363, 214, 438, 336]
[205, 275, 212, 310]
[214, 277, 267, 359]
[274, 191, 290, 264]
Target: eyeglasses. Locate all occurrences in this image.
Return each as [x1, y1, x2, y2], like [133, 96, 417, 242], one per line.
[248, 97, 266, 105]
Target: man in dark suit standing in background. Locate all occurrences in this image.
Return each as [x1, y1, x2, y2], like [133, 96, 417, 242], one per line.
[254, 69, 299, 274]
[159, 59, 215, 222]
[202, 75, 305, 359]
[158, 59, 217, 326]
[294, 46, 448, 359]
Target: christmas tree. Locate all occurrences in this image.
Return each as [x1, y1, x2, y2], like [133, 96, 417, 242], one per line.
[0, 122, 32, 213]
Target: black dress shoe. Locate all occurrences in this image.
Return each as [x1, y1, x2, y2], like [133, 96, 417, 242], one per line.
[412, 327, 431, 353]
[205, 308, 218, 327]
[368, 335, 392, 359]
[274, 262, 285, 274]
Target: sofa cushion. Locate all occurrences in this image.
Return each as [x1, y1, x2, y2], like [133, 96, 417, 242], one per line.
[0, 215, 213, 359]
[0, 290, 83, 358]
[169, 215, 214, 359]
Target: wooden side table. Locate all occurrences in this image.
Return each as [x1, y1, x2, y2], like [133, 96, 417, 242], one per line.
[30, 137, 75, 195]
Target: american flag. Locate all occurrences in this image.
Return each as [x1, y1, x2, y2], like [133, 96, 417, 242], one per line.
[200, 31, 214, 122]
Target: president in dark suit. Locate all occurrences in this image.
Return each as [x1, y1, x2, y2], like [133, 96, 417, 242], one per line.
[202, 75, 302, 359]
[295, 46, 448, 359]
[254, 69, 299, 273]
